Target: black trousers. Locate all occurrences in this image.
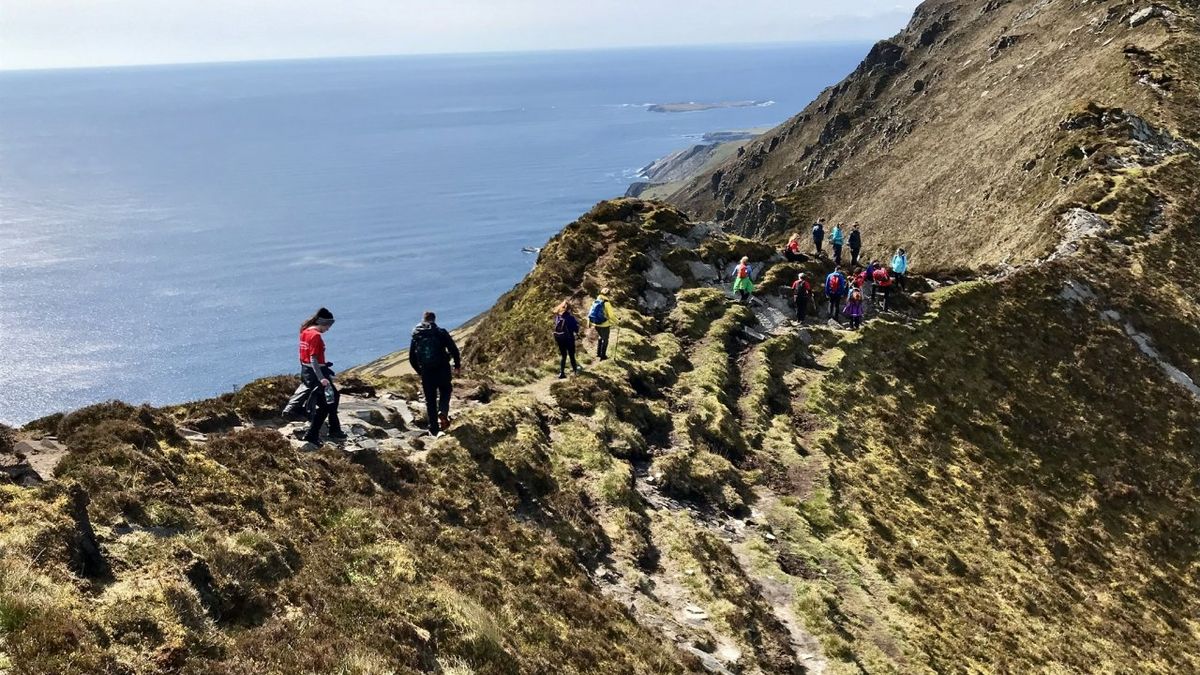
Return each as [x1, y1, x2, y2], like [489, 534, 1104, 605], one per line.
[784, 250, 806, 263]
[850, 247, 861, 266]
[301, 365, 341, 443]
[596, 326, 611, 360]
[557, 336, 579, 374]
[832, 244, 843, 264]
[813, 238, 823, 254]
[795, 295, 808, 320]
[421, 366, 453, 434]
[828, 296, 842, 320]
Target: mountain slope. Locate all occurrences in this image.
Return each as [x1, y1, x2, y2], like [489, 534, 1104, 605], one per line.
[667, 0, 1197, 270]
[4, 0, 1200, 673]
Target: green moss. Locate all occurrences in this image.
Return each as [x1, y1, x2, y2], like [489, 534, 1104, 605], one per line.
[657, 448, 749, 515]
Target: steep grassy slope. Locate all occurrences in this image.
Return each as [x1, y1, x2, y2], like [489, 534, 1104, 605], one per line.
[4, 1, 1199, 672]
[667, 0, 1196, 269]
[0, 400, 685, 674]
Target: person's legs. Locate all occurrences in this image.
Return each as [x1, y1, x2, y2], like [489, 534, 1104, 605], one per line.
[882, 286, 891, 311]
[328, 389, 343, 436]
[833, 244, 842, 265]
[567, 340, 580, 372]
[281, 376, 311, 418]
[796, 295, 807, 321]
[851, 248, 860, 267]
[814, 239, 822, 255]
[557, 339, 569, 376]
[597, 327, 611, 360]
[421, 372, 439, 434]
[436, 368, 452, 429]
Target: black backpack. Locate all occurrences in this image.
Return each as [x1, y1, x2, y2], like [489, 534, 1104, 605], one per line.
[412, 329, 443, 368]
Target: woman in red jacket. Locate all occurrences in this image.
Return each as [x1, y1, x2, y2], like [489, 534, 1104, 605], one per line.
[298, 307, 345, 447]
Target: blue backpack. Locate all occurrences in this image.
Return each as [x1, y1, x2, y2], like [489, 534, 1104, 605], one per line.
[587, 299, 607, 324]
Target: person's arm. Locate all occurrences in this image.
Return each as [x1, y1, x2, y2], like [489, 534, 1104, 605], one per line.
[408, 336, 420, 374]
[311, 354, 329, 387]
[444, 330, 462, 370]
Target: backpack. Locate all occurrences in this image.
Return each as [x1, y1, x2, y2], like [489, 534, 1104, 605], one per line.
[412, 329, 443, 368]
[827, 274, 841, 295]
[587, 299, 607, 324]
[737, 264, 749, 279]
[553, 314, 568, 337]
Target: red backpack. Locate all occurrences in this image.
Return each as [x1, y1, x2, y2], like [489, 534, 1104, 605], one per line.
[828, 274, 841, 294]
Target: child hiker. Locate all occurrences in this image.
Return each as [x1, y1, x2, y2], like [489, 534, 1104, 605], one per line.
[732, 257, 755, 305]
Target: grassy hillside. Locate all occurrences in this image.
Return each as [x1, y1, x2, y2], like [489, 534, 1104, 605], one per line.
[667, 0, 1198, 270]
[4, 0, 1199, 672]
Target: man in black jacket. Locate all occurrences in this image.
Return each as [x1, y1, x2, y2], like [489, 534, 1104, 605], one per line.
[409, 311, 462, 435]
[849, 222, 863, 267]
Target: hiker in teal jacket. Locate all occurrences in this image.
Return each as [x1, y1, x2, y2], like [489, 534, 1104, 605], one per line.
[830, 224, 845, 265]
[891, 248, 909, 291]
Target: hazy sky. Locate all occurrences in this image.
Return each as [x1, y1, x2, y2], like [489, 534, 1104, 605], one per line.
[1, 1, 919, 71]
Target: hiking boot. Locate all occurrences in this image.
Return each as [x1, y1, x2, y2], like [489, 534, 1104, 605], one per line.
[558, 372, 567, 379]
[299, 441, 321, 452]
[327, 431, 349, 442]
[439, 414, 451, 431]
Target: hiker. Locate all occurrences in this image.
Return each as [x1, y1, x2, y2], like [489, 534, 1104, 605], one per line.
[849, 223, 863, 267]
[844, 287, 865, 330]
[830, 223, 845, 265]
[297, 307, 345, 447]
[872, 265, 894, 311]
[864, 260, 879, 296]
[588, 290, 616, 361]
[790, 272, 812, 322]
[812, 219, 825, 256]
[891, 248, 909, 291]
[553, 300, 582, 379]
[825, 266, 848, 320]
[784, 233, 804, 262]
[732, 256, 755, 305]
[409, 311, 462, 436]
[852, 266, 867, 291]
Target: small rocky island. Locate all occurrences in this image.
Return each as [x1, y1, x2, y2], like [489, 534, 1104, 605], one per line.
[647, 99, 772, 113]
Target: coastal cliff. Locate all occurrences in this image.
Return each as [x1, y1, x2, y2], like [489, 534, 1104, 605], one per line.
[3, 0, 1200, 673]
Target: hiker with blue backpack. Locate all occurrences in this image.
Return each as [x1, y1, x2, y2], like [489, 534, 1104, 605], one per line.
[588, 290, 615, 361]
[732, 256, 755, 305]
[553, 300, 582, 379]
[409, 310, 461, 436]
[825, 266, 848, 321]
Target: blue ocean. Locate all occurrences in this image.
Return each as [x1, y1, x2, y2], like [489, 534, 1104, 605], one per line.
[0, 44, 868, 424]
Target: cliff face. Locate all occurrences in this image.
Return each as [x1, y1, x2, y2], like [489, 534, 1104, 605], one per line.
[666, 0, 1197, 270]
[4, 1, 1200, 673]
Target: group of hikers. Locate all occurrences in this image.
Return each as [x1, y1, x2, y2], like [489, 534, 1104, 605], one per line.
[282, 222, 908, 446]
[282, 292, 617, 447]
[281, 308, 462, 448]
[734, 220, 910, 327]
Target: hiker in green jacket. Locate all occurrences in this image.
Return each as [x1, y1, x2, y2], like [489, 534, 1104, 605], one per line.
[587, 290, 616, 361]
[732, 256, 755, 305]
